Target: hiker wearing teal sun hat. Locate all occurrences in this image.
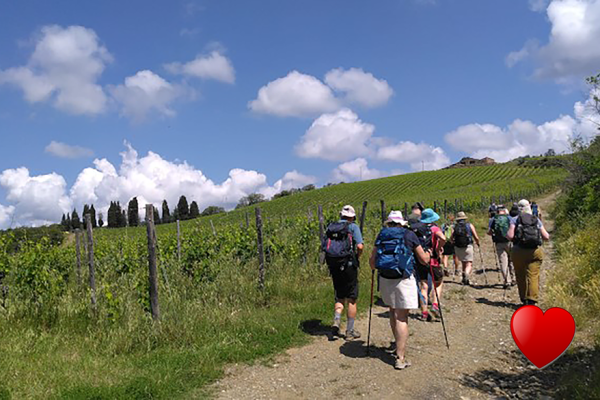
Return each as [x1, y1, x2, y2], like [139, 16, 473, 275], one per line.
[420, 208, 440, 224]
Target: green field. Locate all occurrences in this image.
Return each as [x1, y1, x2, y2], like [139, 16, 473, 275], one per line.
[0, 163, 567, 399]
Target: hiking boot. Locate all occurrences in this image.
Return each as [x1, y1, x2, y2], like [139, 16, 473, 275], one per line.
[418, 311, 430, 321]
[345, 329, 361, 341]
[394, 358, 412, 370]
[385, 342, 397, 354]
[462, 276, 470, 286]
[443, 269, 450, 277]
[430, 304, 440, 318]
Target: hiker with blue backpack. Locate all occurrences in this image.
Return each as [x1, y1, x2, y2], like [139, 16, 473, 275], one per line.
[452, 211, 481, 286]
[369, 211, 431, 370]
[487, 205, 516, 289]
[323, 205, 364, 340]
[507, 199, 550, 306]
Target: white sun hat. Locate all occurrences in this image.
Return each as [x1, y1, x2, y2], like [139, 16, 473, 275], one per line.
[341, 205, 356, 218]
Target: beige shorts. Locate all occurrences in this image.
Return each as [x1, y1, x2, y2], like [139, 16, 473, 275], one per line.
[379, 275, 419, 310]
[455, 244, 474, 262]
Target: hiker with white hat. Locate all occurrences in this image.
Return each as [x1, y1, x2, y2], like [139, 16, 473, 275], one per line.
[417, 208, 446, 321]
[323, 205, 364, 340]
[370, 210, 430, 369]
[452, 211, 480, 286]
[507, 199, 550, 306]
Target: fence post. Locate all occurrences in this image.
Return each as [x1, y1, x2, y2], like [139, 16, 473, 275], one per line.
[145, 204, 160, 321]
[434, 201, 438, 213]
[404, 202, 408, 218]
[176, 219, 181, 263]
[245, 211, 250, 228]
[318, 205, 325, 264]
[444, 200, 448, 220]
[455, 199, 459, 213]
[255, 207, 265, 291]
[359, 201, 368, 232]
[84, 215, 97, 310]
[380, 200, 386, 226]
[75, 229, 82, 287]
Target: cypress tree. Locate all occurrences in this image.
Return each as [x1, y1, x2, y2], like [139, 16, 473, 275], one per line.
[161, 200, 171, 224]
[90, 205, 97, 228]
[177, 195, 189, 220]
[60, 214, 67, 231]
[190, 201, 200, 219]
[66, 214, 71, 231]
[153, 206, 160, 224]
[107, 201, 117, 228]
[83, 204, 90, 221]
[121, 210, 127, 227]
[71, 209, 81, 230]
[98, 212, 104, 228]
[173, 207, 179, 221]
[127, 197, 139, 227]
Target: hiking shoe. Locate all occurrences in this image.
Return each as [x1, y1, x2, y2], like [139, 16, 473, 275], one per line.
[385, 342, 397, 354]
[418, 311, 430, 321]
[345, 329, 361, 341]
[462, 276, 470, 286]
[331, 325, 340, 337]
[394, 358, 412, 370]
[443, 269, 450, 277]
[431, 304, 440, 318]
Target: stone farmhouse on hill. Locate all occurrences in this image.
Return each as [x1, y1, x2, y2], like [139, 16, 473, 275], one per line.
[446, 157, 496, 169]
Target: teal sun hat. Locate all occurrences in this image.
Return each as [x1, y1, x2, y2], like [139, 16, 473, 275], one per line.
[420, 208, 440, 224]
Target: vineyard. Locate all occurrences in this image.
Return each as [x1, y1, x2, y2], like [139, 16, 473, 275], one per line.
[0, 164, 567, 399]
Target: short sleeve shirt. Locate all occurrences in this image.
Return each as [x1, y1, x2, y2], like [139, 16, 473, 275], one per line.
[338, 220, 363, 245]
[400, 228, 421, 252]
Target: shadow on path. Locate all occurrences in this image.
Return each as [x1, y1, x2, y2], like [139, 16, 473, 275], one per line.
[475, 297, 520, 310]
[339, 340, 396, 367]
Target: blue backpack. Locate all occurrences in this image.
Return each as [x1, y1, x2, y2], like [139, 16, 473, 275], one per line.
[375, 227, 415, 279]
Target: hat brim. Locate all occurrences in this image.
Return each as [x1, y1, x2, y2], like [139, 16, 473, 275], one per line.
[420, 211, 440, 224]
[387, 219, 408, 226]
[456, 216, 468, 220]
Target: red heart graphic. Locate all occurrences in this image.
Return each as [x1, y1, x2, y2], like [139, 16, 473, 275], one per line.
[510, 306, 575, 369]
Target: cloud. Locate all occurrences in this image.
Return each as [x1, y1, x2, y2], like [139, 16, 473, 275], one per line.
[249, 71, 339, 117]
[45, 141, 94, 159]
[260, 170, 317, 198]
[331, 158, 384, 183]
[324, 68, 394, 108]
[376, 141, 451, 171]
[295, 109, 375, 161]
[109, 70, 188, 122]
[165, 50, 235, 84]
[508, 0, 600, 84]
[529, 0, 550, 11]
[0, 167, 72, 228]
[0, 25, 111, 115]
[0, 204, 15, 230]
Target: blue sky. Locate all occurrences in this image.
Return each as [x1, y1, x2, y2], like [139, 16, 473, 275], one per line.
[0, 0, 599, 227]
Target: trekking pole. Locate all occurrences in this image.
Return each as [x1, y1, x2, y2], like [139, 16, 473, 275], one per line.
[429, 263, 450, 349]
[477, 245, 489, 285]
[367, 269, 375, 356]
[490, 238, 503, 284]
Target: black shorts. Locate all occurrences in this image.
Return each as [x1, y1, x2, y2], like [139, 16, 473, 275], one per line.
[329, 261, 359, 301]
[443, 242, 455, 255]
[415, 263, 444, 282]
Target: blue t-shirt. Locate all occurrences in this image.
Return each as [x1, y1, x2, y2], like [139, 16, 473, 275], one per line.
[509, 215, 544, 229]
[338, 219, 363, 245]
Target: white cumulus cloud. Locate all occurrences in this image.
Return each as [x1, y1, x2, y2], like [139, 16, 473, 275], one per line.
[508, 0, 600, 84]
[45, 141, 94, 159]
[295, 109, 375, 161]
[332, 158, 384, 183]
[165, 51, 235, 84]
[0, 25, 112, 115]
[109, 70, 188, 122]
[376, 141, 450, 171]
[324, 68, 394, 108]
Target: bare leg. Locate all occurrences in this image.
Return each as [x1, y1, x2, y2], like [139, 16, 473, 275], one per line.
[392, 308, 410, 361]
[419, 280, 429, 314]
[347, 299, 357, 319]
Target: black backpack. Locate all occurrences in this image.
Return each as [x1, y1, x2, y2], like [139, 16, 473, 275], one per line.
[453, 220, 472, 248]
[514, 214, 542, 249]
[322, 222, 355, 270]
[409, 221, 433, 264]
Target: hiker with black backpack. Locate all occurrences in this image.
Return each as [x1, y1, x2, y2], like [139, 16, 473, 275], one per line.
[452, 211, 481, 286]
[323, 205, 364, 340]
[441, 215, 459, 277]
[369, 211, 430, 370]
[507, 199, 550, 306]
[487, 205, 516, 289]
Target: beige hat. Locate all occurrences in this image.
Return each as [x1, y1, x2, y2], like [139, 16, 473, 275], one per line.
[341, 205, 356, 218]
[456, 211, 468, 220]
[518, 199, 532, 214]
[387, 210, 408, 226]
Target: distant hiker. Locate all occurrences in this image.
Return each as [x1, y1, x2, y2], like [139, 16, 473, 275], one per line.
[487, 205, 516, 289]
[370, 211, 430, 370]
[452, 212, 480, 286]
[411, 202, 424, 218]
[488, 203, 498, 218]
[507, 199, 550, 306]
[531, 201, 539, 218]
[323, 205, 364, 340]
[441, 216, 459, 277]
[509, 203, 520, 218]
[416, 208, 446, 321]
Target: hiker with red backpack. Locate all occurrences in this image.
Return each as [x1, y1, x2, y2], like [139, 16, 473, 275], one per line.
[415, 208, 446, 321]
[487, 205, 516, 289]
[323, 205, 364, 340]
[369, 211, 431, 370]
[452, 211, 481, 286]
[507, 199, 550, 306]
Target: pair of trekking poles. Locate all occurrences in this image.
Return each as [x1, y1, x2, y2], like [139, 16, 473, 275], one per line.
[366, 261, 451, 357]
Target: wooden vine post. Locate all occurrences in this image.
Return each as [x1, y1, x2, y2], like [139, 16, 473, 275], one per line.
[380, 200, 386, 226]
[145, 204, 160, 321]
[176, 219, 181, 263]
[75, 228, 82, 287]
[255, 207, 265, 291]
[444, 200, 448, 220]
[359, 201, 368, 232]
[318, 205, 325, 264]
[84, 215, 97, 310]
[404, 202, 408, 219]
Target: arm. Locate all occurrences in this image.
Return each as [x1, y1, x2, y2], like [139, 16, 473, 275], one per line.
[414, 245, 431, 266]
[356, 243, 364, 257]
[540, 226, 550, 241]
[507, 223, 515, 241]
[435, 230, 446, 254]
[470, 223, 480, 246]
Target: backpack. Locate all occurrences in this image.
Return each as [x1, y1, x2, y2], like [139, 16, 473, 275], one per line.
[491, 215, 510, 243]
[442, 223, 453, 242]
[409, 221, 433, 264]
[514, 214, 542, 249]
[322, 222, 355, 271]
[532, 204, 539, 216]
[453, 220, 472, 248]
[375, 227, 415, 279]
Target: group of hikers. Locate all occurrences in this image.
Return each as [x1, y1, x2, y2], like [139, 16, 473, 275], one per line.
[322, 199, 549, 370]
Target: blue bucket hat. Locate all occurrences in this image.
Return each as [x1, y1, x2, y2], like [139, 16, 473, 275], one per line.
[420, 208, 440, 224]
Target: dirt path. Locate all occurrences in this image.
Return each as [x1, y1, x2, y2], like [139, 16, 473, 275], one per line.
[211, 194, 564, 399]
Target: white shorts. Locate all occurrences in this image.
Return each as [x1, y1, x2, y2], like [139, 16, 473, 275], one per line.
[379, 274, 419, 310]
[455, 244, 474, 262]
